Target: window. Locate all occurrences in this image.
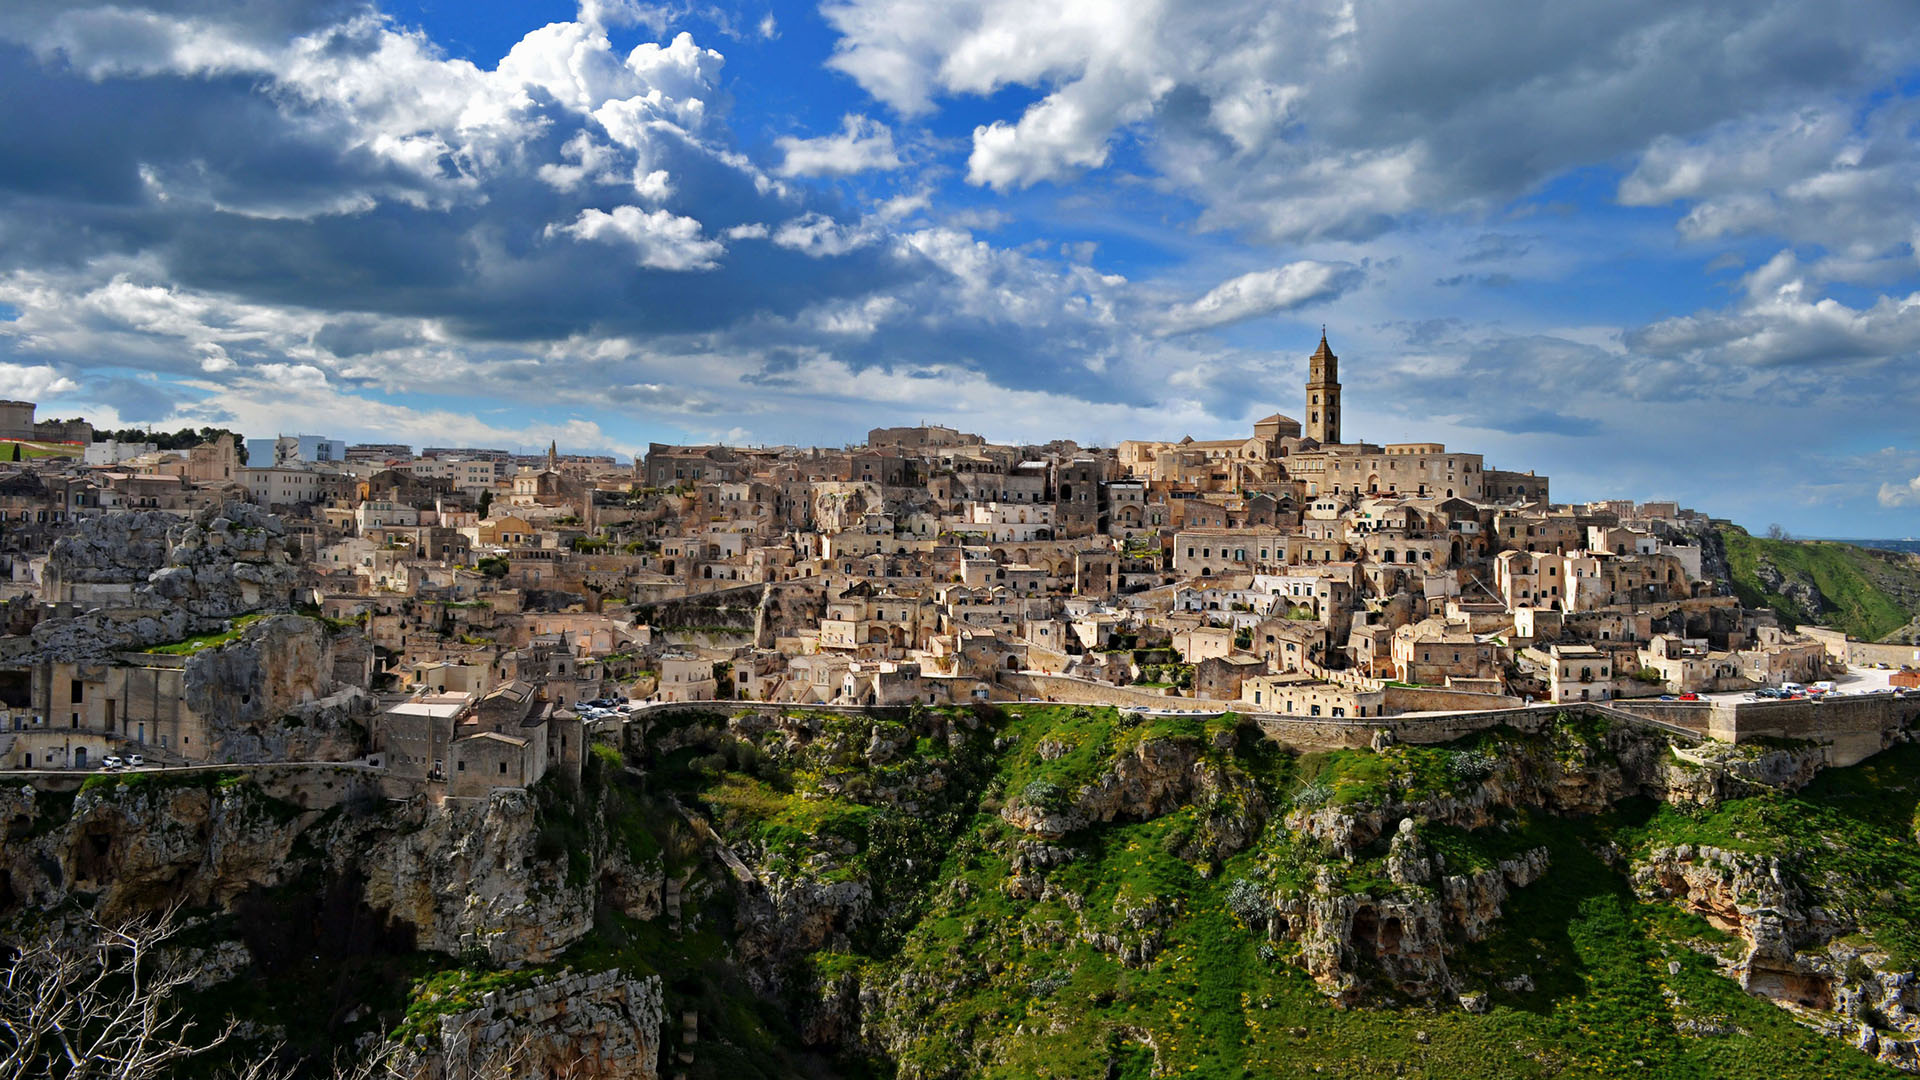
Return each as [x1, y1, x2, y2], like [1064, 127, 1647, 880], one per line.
[71, 680, 83, 702]
[499, 762, 508, 775]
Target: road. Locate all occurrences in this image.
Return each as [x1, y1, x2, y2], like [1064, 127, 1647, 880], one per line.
[1698, 664, 1899, 704]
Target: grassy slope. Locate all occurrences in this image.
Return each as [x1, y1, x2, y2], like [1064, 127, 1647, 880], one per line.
[167, 708, 1920, 1079]
[862, 713, 1908, 1080]
[1721, 524, 1920, 641]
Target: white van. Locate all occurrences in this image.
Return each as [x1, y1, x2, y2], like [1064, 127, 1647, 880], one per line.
[1780, 682, 1805, 694]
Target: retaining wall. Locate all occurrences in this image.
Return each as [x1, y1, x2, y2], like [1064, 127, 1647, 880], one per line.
[0, 760, 410, 804]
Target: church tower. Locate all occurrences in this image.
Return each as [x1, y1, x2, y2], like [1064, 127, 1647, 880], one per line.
[1305, 331, 1342, 445]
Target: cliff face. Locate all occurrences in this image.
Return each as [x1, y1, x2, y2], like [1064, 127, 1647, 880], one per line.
[184, 614, 371, 763]
[1635, 843, 1920, 1069]
[393, 969, 664, 1080]
[0, 778, 601, 965]
[1270, 821, 1551, 1005]
[8, 705, 1920, 1080]
[30, 501, 307, 661]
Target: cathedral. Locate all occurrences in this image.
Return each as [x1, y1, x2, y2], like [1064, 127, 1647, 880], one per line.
[1117, 333, 1540, 505]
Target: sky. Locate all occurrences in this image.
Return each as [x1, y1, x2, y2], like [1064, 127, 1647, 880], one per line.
[0, 1, 1917, 536]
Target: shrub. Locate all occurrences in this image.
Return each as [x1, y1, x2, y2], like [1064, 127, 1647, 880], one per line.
[1225, 877, 1269, 924]
[1021, 780, 1067, 811]
[1290, 781, 1333, 810]
[1446, 748, 1500, 783]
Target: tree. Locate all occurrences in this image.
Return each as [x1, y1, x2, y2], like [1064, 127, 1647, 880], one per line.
[0, 907, 547, 1080]
[0, 907, 245, 1079]
[1766, 523, 1791, 541]
[93, 427, 250, 464]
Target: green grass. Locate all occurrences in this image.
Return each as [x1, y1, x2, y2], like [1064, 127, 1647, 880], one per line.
[1623, 741, 1920, 968]
[87, 704, 1920, 1080]
[144, 613, 271, 654]
[1722, 524, 1920, 640]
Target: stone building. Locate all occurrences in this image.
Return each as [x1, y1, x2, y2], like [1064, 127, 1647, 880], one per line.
[1304, 333, 1342, 445]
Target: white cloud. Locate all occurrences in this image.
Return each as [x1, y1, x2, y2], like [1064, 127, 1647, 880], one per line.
[1619, 100, 1920, 272]
[1879, 475, 1920, 507]
[772, 213, 877, 257]
[774, 114, 902, 177]
[550, 206, 725, 270]
[0, 362, 77, 400]
[1628, 250, 1920, 368]
[822, 0, 1920, 239]
[1162, 262, 1364, 335]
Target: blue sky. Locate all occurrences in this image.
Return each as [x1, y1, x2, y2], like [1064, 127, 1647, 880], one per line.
[0, 0, 1917, 535]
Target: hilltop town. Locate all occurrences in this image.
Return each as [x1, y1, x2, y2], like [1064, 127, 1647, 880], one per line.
[0, 336, 1899, 786]
[5, 340, 1920, 1080]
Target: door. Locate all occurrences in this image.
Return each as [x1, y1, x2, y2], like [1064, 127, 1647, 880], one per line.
[73, 746, 87, 768]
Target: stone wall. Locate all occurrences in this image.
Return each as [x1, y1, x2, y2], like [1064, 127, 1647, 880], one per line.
[1801, 626, 1920, 668]
[1609, 700, 1713, 730]
[1382, 686, 1524, 714]
[1001, 671, 1244, 711]
[1703, 695, 1919, 767]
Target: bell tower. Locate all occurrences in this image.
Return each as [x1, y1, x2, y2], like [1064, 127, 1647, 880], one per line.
[1305, 330, 1341, 445]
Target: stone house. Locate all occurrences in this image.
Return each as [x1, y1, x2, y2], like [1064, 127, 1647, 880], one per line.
[1240, 674, 1384, 718]
[655, 651, 716, 702]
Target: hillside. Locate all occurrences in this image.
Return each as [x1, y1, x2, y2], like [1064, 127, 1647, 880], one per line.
[1719, 524, 1920, 642]
[9, 706, 1920, 1078]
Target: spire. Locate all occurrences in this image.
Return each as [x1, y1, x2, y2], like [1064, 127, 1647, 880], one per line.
[1312, 329, 1334, 361]
[546, 440, 557, 471]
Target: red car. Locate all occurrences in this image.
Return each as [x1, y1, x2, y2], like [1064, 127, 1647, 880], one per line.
[1678, 692, 1700, 701]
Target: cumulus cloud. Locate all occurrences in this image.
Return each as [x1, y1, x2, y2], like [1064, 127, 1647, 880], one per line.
[0, 361, 76, 400]
[772, 213, 878, 256]
[824, 0, 1920, 238]
[551, 206, 725, 270]
[1161, 262, 1363, 335]
[1619, 100, 1920, 273]
[775, 114, 902, 177]
[1880, 475, 1920, 507]
[1627, 251, 1920, 368]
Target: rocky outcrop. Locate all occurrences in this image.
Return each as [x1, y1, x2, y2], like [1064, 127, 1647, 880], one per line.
[1273, 819, 1550, 1003]
[145, 502, 304, 618]
[1753, 558, 1830, 622]
[2, 779, 309, 920]
[0, 778, 599, 966]
[42, 511, 179, 597]
[392, 968, 664, 1080]
[1000, 726, 1266, 859]
[1633, 844, 1920, 1071]
[30, 502, 306, 661]
[1665, 740, 1829, 801]
[185, 614, 370, 762]
[343, 788, 594, 964]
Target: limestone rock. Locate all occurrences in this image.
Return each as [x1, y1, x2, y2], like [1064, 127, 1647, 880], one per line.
[393, 968, 664, 1080]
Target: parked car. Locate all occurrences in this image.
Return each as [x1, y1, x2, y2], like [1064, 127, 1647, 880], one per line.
[1678, 693, 1700, 701]
[99, 755, 124, 770]
[126, 754, 145, 767]
[1659, 695, 1677, 701]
